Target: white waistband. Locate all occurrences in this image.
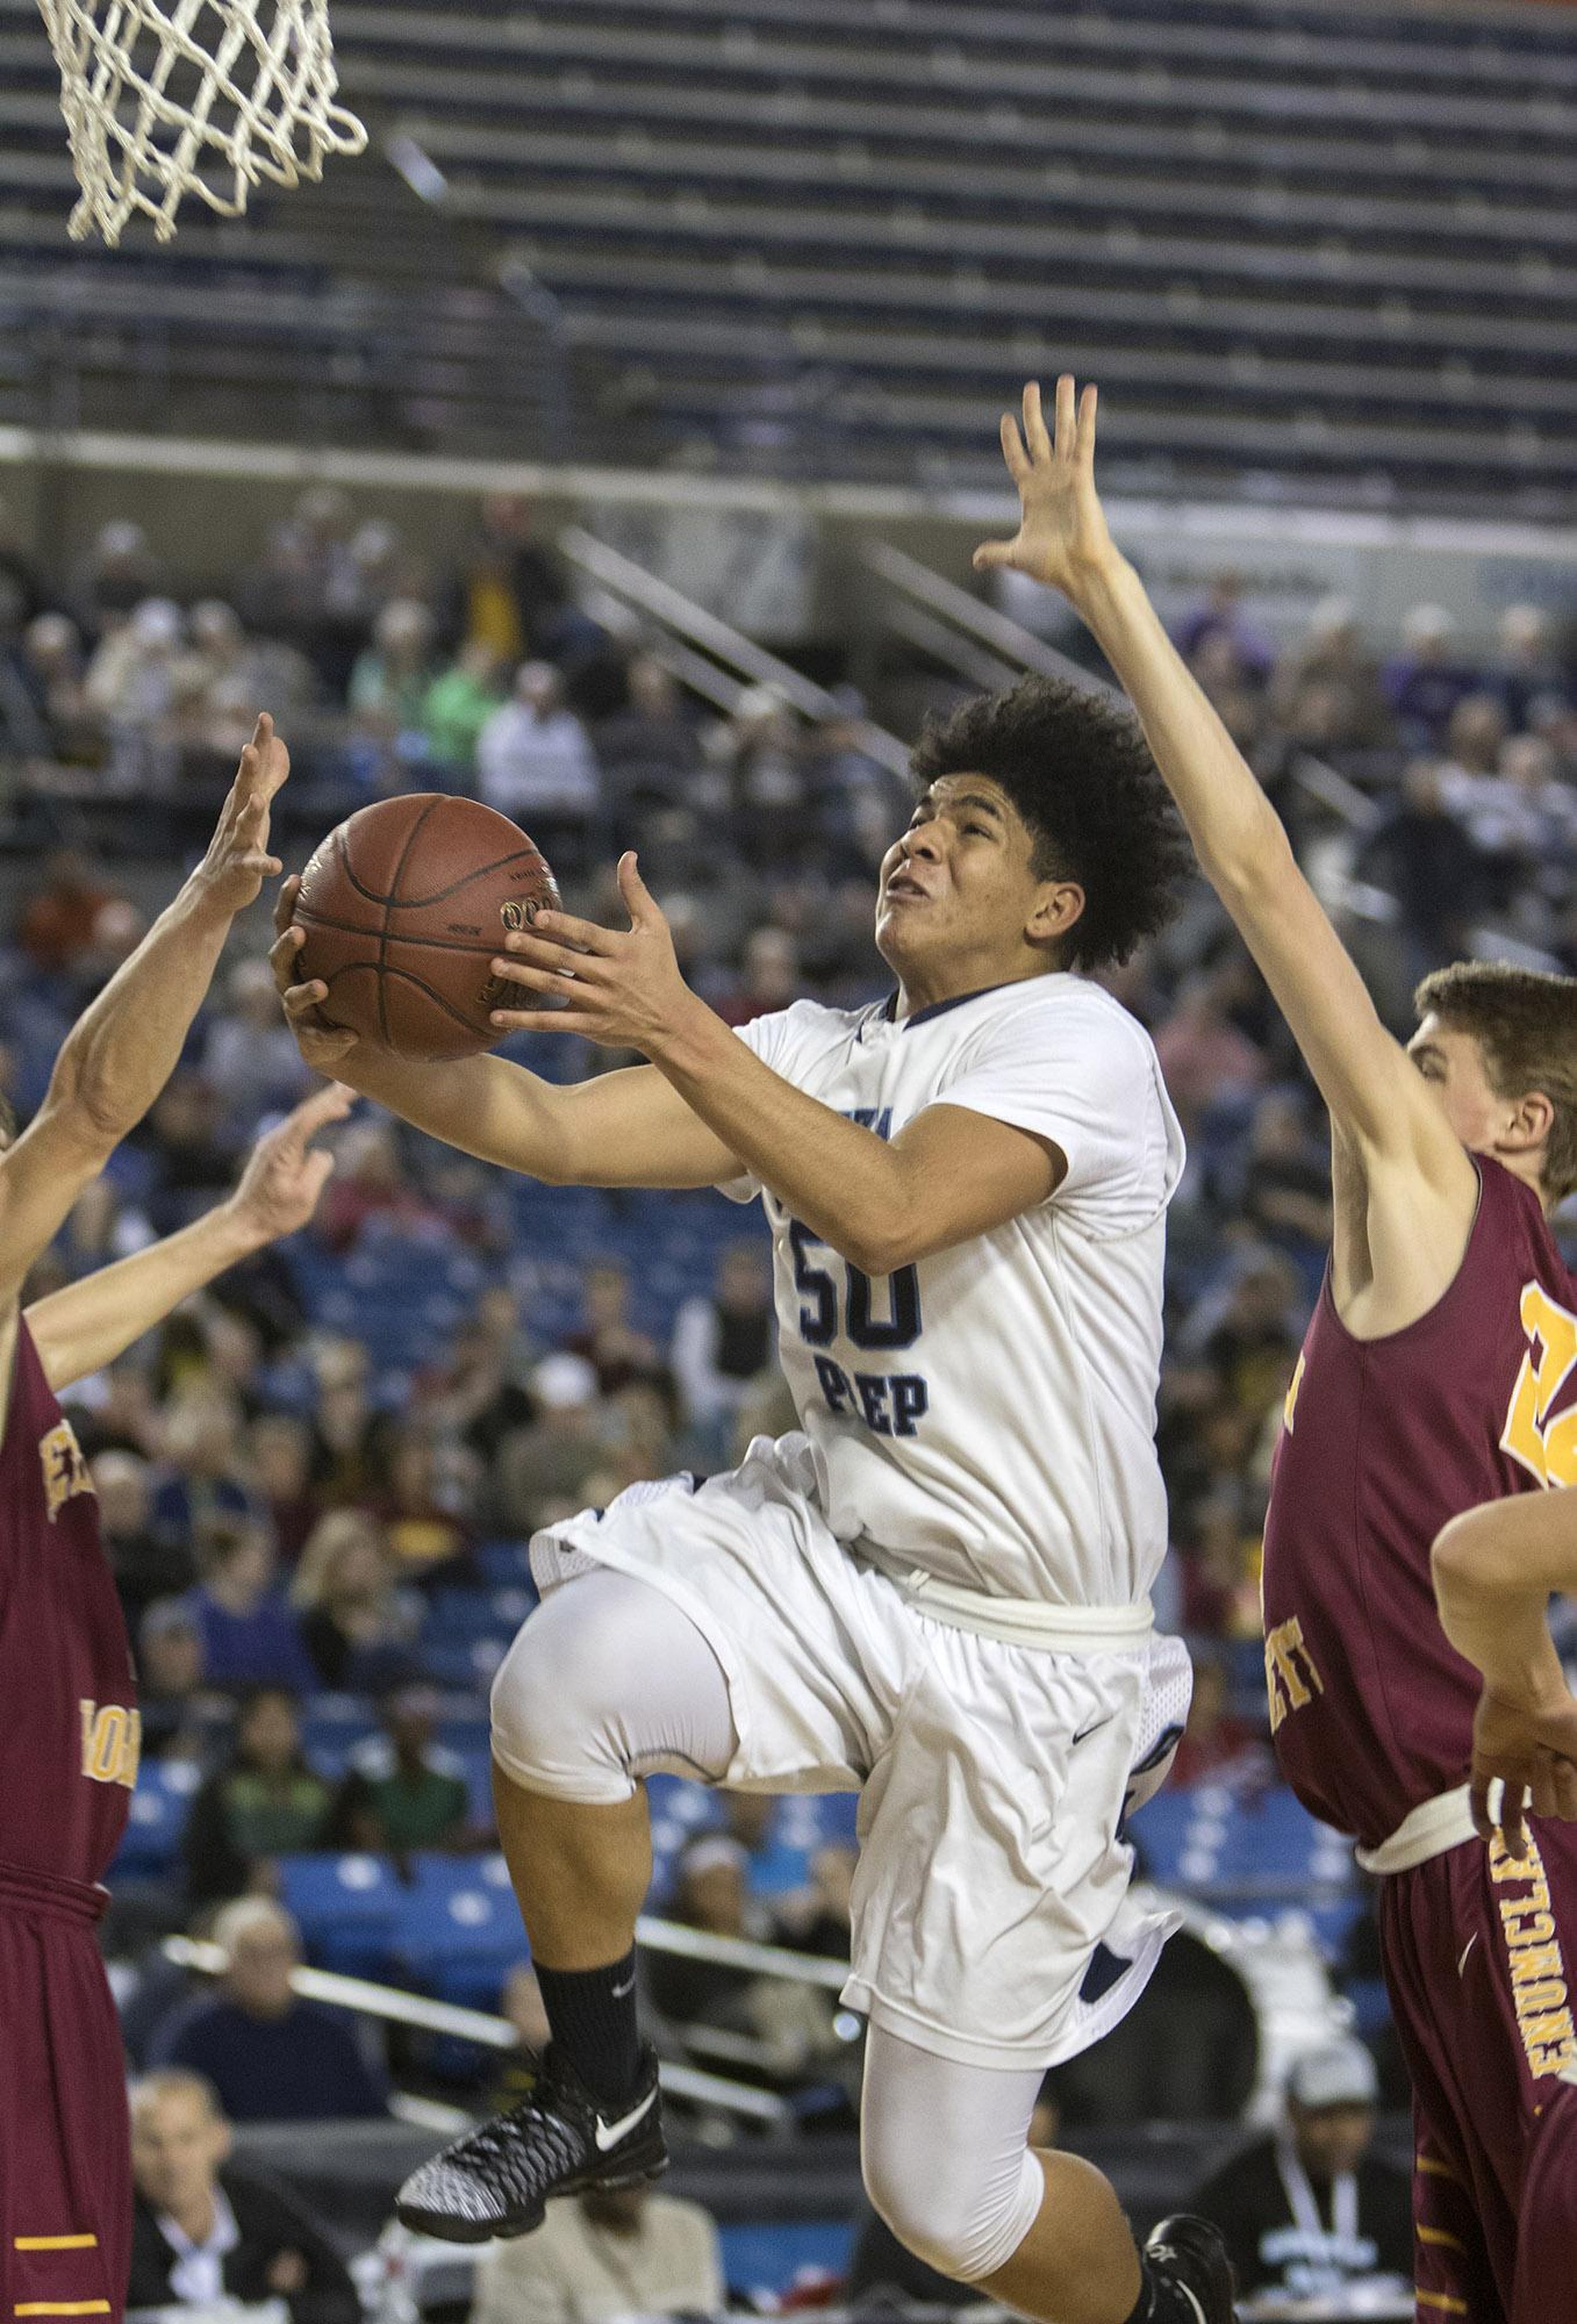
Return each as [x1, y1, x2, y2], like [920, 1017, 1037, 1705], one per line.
[1354, 1785, 1477, 1876]
[855, 1543, 1154, 1653]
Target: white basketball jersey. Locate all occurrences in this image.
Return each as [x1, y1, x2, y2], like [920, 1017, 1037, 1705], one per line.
[722, 976, 1185, 1606]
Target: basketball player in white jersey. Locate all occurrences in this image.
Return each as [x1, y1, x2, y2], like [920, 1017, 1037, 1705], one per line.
[271, 680, 1233, 2324]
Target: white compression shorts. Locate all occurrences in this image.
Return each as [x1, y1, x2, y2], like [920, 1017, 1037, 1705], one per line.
[491, 1565, 1048, 2282]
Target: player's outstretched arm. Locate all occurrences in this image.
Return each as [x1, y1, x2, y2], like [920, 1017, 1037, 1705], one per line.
[24, 1082, 352, 1393]
[1433, 1493, 1577, 1855]
[974, 380, 1472, 1198]
[270, 880, 742, 1192]
[481, 855, 1062, 1270]
[0, 715, 290, 1312]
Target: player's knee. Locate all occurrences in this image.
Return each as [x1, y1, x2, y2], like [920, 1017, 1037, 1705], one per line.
[860, 2129, 1038, 2283]
[489, 1604, 634, 1802]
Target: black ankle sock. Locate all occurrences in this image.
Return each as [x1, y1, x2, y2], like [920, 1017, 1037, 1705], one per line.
[534, 1951, 643, 2108]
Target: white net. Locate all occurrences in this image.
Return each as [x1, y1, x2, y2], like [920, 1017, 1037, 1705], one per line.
[37, 0, 368, 245]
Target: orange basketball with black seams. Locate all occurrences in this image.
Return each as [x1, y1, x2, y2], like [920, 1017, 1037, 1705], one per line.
[293, 793, 560, 1061]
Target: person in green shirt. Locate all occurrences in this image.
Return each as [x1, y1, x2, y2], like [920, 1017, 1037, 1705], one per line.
[421, 641, 508, 781]
[330, 1684, 474, 1855]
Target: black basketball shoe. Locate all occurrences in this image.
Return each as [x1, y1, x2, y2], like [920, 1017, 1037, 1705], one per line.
[1144, 2215, 1237, 2323]
[395, 2043, 667, 2243]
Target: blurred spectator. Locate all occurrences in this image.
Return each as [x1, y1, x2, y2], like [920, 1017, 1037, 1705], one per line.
[176, 600, 315, 767]
[1187, 2038, 1410, 2303]
[1175, 571, 1274, 684]
[594, 653, 701, 814]
[565, 1258, 667, 1398]
[0, 492, 41, 623]
[418, 1290, 536, 1466]
[314, 1120, 442, 1254]
[290, 1509, 418, 1691]
[1382, 604, 1480, 750]
[470, 2183, 724, 2324]
[367, 1425, 477, 1584]
[1153, 971, 1267, 1136]
[646, 1833, 770, 2036]
[672, 1240, 775, 1459]
[713, 926, 804, 1027]
[16, 848, 123, 976]
[183, 1518, 318, 1695]
[182, 1688, 332, 1903]
[135, 1073, 239, 1235]
[71, 518, 160, 639]
[1180, 1490, 1263, 1643]
[348, 598, 437, 734]
[495, 1353, 607, 1530]
[1357, 759, 1487, 979]
[304, 1336, 393, 1505]
[1238, 1090, 1332, 1259]
[151, 1898, 387, 2121]
[1489, 603, 1573, 734]
[421, 639, 508, 779]
[476, 662, 602, 874]
[137, 1597, 222, 1762]
[449, 493, 581, 667]
[94, 1447, 194, 1626]
[129, 2069, 360, 2324]
[1168, 1647, 1270, 1789]
[715, 684, 807, 868]
[84, 596, 186, 795]
[203, 958, 315, 1123]
[11, 612, 95, 766]
[330, 1683, 474, 1853]
[775, 1842, 857, 1961]
[1269, 596, 1393, 752]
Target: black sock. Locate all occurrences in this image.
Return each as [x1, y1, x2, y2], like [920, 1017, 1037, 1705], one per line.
[533, 1951, 643, 2108]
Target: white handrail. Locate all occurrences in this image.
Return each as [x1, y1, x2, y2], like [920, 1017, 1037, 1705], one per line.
[861, 540, 1120, 698]
[560, 525, 913, 781]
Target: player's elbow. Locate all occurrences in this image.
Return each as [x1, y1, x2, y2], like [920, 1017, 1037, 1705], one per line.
[1431, 1507, 1498, 1601]
[37, 1064, 122, 1160]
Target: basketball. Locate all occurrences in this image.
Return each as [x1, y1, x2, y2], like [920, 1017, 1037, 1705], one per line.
[293, 794, 560, 1061]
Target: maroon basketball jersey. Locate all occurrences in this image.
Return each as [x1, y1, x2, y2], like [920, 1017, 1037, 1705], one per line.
[0, 1316, 137, 1889]
[1262, 1158, 1577, 1850]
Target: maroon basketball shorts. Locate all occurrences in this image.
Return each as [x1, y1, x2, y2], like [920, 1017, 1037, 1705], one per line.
[0, 1876, 131, 2324]
[1380, 1823, 1577, 2323]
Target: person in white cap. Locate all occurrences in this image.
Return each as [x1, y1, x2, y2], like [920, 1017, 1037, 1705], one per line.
[1187, 2037, 1411, 2304]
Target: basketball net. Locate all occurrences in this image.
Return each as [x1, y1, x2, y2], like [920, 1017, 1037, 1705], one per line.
[37, 0, 367, 245]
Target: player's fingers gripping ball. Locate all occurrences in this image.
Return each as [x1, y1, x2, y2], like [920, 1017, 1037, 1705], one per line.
[292, 795, 561, 1061]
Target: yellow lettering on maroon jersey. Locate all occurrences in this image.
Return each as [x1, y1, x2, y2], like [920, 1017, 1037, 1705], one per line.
[1264, 1614, 1325, 1735]
[1282, 1351, 1306, 1435]
[1490, 1833, 1577, 2078]
[1501, 1283, 1577, 1489]
[39, 1419, 94, 1522]
[78, 1699, 140, 1789]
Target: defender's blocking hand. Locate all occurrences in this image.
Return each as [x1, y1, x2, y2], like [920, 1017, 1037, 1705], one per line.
[226, 1078, 355, 1247]
[973, 377, 1118, 599]
[189, 714, 289, 920]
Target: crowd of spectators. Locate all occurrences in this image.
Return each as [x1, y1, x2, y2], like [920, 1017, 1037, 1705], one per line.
[1, 482, 1575, 2204]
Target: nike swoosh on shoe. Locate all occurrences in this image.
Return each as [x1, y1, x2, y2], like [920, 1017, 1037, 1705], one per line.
[595, 2087, 659, 2151]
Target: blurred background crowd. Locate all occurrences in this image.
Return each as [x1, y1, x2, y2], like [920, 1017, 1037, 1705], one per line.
[1, 481, 1573, 2316]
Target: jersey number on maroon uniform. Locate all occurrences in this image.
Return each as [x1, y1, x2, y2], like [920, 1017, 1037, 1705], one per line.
[1501, 1283, 1577, 1490]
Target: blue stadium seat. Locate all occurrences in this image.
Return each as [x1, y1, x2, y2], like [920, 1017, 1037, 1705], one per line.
[394, 1852, 528, 2009]
[114, 1759, 202, 1877]
[277, 1851, 404, 1979]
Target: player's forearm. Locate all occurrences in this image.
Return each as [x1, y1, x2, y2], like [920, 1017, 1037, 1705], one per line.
[49, 880, 240, 1145]
[648, 998, 903, 1270]
[25, 1203, 262, 1391]
[1433, 1496, 1577, 1705]
[317, 1039, 577, 1181]
[1067, 554, 1291, 899]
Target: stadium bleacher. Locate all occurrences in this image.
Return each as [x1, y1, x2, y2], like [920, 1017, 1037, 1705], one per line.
[2, 0, 1576, 505]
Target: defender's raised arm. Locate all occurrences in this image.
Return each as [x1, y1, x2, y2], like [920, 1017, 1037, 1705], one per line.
[974, 379, 1474, 1207]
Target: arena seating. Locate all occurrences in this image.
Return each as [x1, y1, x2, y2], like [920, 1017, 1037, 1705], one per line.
[3, 0, 1575, 505]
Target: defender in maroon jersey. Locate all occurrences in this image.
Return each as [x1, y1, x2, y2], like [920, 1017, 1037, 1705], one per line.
[0, 721, 346, 2324]
[980, 375, 1577, 2321]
